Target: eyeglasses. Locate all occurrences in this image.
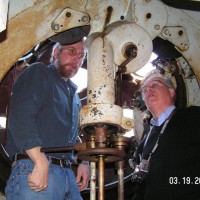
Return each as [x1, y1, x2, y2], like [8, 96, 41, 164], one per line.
[141, 80, 167, 95]
[61, 47, 86, 59]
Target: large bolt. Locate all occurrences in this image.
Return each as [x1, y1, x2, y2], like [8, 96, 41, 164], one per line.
[52, 23, 60, 31]
[66, 12, 71, 17]
[154, 24, 160, 30]
[124, 43, 138, 59]
[82, 15, 89, 23]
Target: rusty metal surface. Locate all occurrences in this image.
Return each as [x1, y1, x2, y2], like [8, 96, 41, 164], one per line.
[86, 35, 115, 104]
[84, 0, 130, 33]
[98, 155, 105, 200]
[104, 22, 153, 73]
[95, 127, 107, 147]
[51, 8, 90, 33]
[79, 104, 123, 128]
[110, 136, 130, 149]
[163, 6, 200, 82]
[176, 57, 200, 106]
[1, 2, 200, 199]
[40, 143, 86, 153]
[0, 0, 87, 82]
[1, 0, 200, 84]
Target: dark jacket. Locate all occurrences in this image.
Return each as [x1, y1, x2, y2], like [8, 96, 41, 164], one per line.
[133, 106, 200, 200]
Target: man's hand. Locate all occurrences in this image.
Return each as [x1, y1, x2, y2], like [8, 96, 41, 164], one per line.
[76, 162, 90, 191]
[26, 147, 49, 192]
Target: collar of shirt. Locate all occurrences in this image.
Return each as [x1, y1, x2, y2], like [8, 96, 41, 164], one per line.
[49, 64, 78, 94]
[150, 105, 176, 126]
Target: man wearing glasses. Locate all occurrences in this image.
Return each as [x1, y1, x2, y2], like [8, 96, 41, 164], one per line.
[132, 71, 200, 200]
[5, 39, 90, 200]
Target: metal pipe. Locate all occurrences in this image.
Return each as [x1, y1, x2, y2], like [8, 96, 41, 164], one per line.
[40, 143, 86, 152]
[87, 36, 115, 104]
[110, 136, 130, 200]
[118, 167, 124, 200]
[89, 135, 96, 200]
[98, 155, 105, 200]
[90, 162, 96, 200]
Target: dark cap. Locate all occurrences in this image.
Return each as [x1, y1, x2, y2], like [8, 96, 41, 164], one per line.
[49, 26, 90, 45]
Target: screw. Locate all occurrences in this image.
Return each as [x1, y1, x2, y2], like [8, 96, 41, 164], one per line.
[66, 12, 71, 17]
[164, 29, 169, 35]
[146, 13, 151, 19]
[154, 24, 160, 30]
[94, 15, 100, 20]
[82, 15, 89, 23]
[178, 30, 183, 36]
[52, 23, 59, 31]
[124, 44, 138, 59]
[126, 121, 132, 126]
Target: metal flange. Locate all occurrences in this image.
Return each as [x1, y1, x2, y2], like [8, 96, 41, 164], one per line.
[51, 8, 90, 33]
[78, 148, 125, 163]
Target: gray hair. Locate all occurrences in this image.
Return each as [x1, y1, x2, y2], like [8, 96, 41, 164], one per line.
[50, 42, 62, 64]
[142, 69, 176, 89]
[141, 69, 176, 101]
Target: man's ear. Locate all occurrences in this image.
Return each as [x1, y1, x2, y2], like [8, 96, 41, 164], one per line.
[53, 47, 58, 59]
[169, 88, 175, 98]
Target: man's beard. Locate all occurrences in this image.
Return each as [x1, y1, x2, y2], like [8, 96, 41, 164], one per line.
[55, 61, 78, 79]
[59, 67, 77, 79]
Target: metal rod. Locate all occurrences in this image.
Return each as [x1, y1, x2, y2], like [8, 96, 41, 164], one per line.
[98, 155, 105, 200]
[90, 162, 96, 200]
[40, 143, 86, 153]
[118, 168, 124, 200]
[90, 135, 96, 200]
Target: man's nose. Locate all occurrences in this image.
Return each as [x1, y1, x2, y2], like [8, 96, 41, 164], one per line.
[72, 56, 79, 62]
[73, 54, 82, 61]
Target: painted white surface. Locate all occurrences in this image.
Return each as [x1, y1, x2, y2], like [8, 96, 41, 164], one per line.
[0, 0, 9, 32]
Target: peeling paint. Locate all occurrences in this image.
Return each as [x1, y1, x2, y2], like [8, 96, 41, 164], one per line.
[89, 107, 104, 117]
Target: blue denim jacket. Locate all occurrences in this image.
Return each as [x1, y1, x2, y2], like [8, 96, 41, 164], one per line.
[6, 63, 81, 161]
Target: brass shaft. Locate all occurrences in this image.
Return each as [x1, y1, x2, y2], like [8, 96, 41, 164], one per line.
[118, 167, 124, 200]
[98, 155, 105, 200]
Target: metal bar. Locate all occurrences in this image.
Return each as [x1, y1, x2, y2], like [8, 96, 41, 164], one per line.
[89, 135, 96, 200]
[40, 143, 86, 153]
[90, 161, 96, 200]
[118, 168, 124, 200]
[98, 155, 105, 200]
